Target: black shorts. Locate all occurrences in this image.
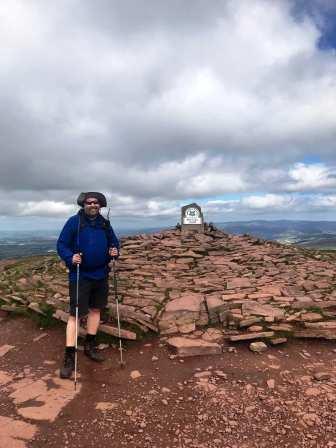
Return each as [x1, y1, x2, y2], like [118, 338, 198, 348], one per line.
[69, 277, 109, 317]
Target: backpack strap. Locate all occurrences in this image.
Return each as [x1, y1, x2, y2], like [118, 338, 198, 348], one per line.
[100, 216, 113, 247]
[78, 209, 86, 229]
[75, 210, 85, 253]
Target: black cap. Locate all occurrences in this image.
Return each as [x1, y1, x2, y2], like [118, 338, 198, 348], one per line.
[77, 192, 107, 208]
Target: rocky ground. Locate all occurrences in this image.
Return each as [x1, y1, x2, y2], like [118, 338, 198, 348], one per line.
[1, 315, 336, 448]
[1, 227, 336, 447]
[1, 227, 336, 346]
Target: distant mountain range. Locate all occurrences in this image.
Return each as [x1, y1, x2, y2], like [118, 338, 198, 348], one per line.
[0, 227, 165, 260]
[1, 220, 336, 260]
[217, 220, 336, 249]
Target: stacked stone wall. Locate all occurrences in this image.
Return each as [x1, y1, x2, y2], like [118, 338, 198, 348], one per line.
[1, 227, 336, 343]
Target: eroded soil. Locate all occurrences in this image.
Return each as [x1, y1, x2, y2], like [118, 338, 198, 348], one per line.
[1, 315, 336, 448]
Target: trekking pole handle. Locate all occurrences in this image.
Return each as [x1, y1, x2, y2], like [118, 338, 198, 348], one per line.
[73, 252, 82, 265]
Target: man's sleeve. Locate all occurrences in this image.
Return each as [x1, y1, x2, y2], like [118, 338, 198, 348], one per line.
[57, 217, 76, 268]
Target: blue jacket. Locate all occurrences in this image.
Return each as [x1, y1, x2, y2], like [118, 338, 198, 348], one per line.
[57, 211, 119, 282]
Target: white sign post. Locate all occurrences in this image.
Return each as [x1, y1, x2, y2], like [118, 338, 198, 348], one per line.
[181, 203, 204, 232]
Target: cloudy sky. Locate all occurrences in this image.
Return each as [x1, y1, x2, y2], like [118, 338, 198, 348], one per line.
[1, 0, 336, 230]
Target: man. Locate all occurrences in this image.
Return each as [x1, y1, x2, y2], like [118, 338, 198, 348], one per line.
[57, 192, 119, 379]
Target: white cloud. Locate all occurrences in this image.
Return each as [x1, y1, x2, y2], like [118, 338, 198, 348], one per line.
[17, 201, 76, 217]
[203, 199, 239, 215]
[0, 0, 336, 225]
[311, 195, 336, 208]
[241, 194, 294, 209]
[287, 163, 336, 190]
[178, 172, 246, 196]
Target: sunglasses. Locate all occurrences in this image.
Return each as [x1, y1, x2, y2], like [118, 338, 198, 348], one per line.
[85, 200, 99, 205]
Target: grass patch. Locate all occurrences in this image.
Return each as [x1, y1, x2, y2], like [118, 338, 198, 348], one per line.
[154, 302, 164, 312]
[30, 303, 60, 329]
[304, 306, 324, 314]
[96, 331, 120, 346]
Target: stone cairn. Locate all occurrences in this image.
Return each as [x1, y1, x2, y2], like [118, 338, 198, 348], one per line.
[1, 225, 336, 355]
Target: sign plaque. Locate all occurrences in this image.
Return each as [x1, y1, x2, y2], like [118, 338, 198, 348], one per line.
[181, 203, 204, 232]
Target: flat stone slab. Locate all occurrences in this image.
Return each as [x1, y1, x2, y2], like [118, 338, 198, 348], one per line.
[167, 337, 222, 357]
[53, 309, 136, 340]
[206, 295, 225, 311]
[292, 300, 336, 310]
[0, 370, 13, 386]
[165, 293, 204, 313]
[294, 329, 336, 339]
[0, 344, 15, 357]
[201, 328, 225, 343]
[268, 324, 293, 332]
[304, 321, 336, 329]
[242, 302, 284, 319]
[300, 312, 323, 322]
[0, 415, 37, 448]
[239, 317, 262, 328]
[270, 337, 287, 345]
[9, 373, 81, 422]
[226, 278, 252, 289]
[28, 302, 45, 315]
[99, 323, 137, 340]
[229, 331, 274, 342]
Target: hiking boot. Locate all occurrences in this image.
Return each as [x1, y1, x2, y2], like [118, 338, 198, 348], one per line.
[84, 341, 105, 362]
[60, 349, 75, 379]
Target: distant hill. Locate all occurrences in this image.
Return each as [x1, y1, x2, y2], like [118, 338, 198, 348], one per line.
[1, 220, 336, 260]
[0, 227, 168, 260]
[217, 220, 336, 249]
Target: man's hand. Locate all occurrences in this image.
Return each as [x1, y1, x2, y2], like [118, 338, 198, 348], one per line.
[109, 247, 119, 258]
[72, 253, 82, 265]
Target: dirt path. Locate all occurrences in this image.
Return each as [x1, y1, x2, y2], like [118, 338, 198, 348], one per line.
[1, 315, 336, 448]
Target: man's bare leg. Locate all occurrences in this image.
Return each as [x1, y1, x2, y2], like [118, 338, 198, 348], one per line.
[87, 308, 101, 335]
[65, 309, 100, 346]
[66, 316, 76, 346]
[60, 316, 78, 379]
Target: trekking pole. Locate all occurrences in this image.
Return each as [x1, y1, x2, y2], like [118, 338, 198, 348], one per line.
[74, 261, 80, 390]
[112, 258, 125, 368]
